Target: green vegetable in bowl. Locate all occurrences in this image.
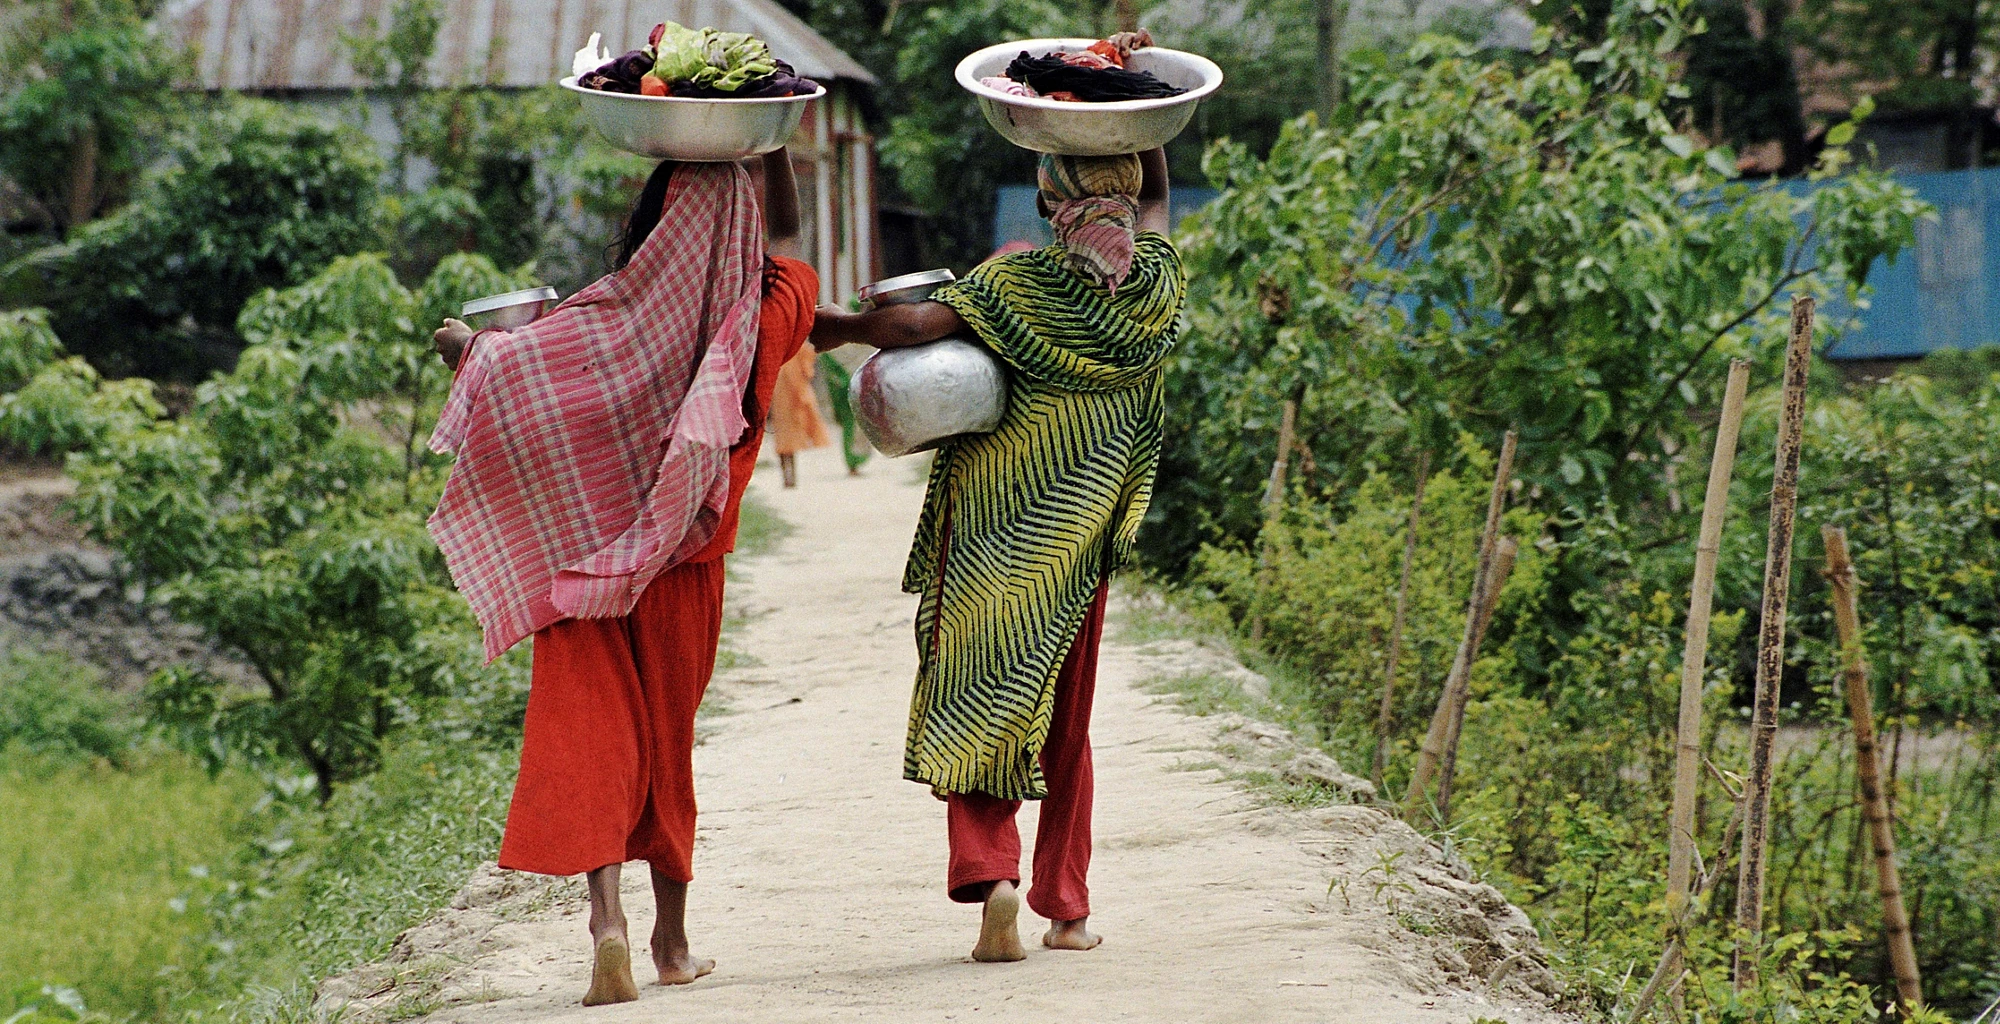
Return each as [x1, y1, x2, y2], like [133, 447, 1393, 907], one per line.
[649, 21, 708, 86]
[695, 31, 777, 92]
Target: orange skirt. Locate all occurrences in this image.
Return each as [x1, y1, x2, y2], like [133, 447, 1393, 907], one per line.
[768, 346, 830, 456]
[497, 557, 725, 880]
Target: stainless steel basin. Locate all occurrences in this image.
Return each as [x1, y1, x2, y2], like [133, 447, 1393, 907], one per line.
[849, 269, 1009, 457]
[559, 78, 821, 162]
[953, 40, 1223, 156]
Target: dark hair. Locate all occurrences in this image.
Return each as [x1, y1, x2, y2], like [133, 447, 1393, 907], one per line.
[610, 159, 780, 292]
[613, 160, 679, 270]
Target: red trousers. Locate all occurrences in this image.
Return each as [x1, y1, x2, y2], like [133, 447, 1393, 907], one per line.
[498, 558, 725, 880]
[945, 581, 1108, 923]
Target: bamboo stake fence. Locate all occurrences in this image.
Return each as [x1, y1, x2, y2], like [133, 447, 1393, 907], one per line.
[1626, 357, 1752, 1021]
[1436, 533, 1518, 819]
[1734, 295, 1816, 989]
[1822, 525, 1924, 1011]
[1374, 451, 1431, 790]
[1404, 429, 1516, 824]
[1250, 397, 1300, 644]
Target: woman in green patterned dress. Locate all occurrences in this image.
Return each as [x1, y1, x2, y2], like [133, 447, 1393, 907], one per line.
[812, 130, 1184, 963]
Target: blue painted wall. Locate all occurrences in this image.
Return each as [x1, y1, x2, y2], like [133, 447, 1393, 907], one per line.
[1820, 165, 1996, 360]
[992, 185, 1219, 253]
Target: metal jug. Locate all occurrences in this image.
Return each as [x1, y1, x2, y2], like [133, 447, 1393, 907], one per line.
[849, 270, 1008, 457]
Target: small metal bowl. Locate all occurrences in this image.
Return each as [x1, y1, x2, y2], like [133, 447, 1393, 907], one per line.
[462, 286, 558, 330]
[954, 40, 1223, 156]
[559, 78, 823, 161]
[849, 268, 1008, 457]
[859, 268, 956, 307]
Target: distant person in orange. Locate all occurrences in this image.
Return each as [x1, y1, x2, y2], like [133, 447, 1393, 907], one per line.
[427, 149, 813, 1005]
[768, 344, 830, 487]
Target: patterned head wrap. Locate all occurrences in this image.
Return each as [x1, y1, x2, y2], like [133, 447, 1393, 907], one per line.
[1037, 153, 1143, 292]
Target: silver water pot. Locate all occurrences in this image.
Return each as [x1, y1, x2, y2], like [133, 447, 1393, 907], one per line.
[849, 269, 1008, 457]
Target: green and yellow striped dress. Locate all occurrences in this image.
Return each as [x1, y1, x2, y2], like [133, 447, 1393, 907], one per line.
[904, 232, 1186, 800]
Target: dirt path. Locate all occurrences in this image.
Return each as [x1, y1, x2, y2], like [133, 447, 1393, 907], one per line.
[351, 449, 1572, 1024]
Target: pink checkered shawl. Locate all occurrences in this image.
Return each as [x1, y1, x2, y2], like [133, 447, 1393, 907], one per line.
[428, 163, 763, 661]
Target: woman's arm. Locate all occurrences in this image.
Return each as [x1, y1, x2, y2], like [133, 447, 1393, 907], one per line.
[811, 301, 967, 352]
[1137, 146, 1170, 235]
[762, 148, 803, 259]
[435, 318, 476, 370]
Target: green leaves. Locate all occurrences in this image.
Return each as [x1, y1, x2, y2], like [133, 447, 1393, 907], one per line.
[1147, 0, 1925, 575]
[17, 100, 382, 378]
[66, 250, 516, 800]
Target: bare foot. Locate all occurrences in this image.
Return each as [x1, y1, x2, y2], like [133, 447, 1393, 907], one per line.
[582, 934, 641, 1006]
[1043, 917, 1102, 951]
[653, 951, 716, 986]
[971, 881, 1027, 962]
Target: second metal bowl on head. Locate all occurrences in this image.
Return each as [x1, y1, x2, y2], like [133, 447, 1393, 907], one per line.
[849, 268, 1009, 457]
[559, 78, 823, 161]
[953, 40, 1223, 155]
[462, 286, 559, 330]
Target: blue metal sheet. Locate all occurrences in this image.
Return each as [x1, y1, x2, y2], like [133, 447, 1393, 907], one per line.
[1823, 165, 1996, 360]
[993, 184, 1218, 253]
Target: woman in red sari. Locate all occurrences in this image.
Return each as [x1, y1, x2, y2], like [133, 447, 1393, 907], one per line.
[429, 149, 816, 1005]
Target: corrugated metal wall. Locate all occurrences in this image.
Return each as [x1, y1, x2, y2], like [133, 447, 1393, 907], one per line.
[1824, 166, 1997, 360]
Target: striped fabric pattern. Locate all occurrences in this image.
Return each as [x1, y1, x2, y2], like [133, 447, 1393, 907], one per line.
[1038, 153, 1143, 292]
[428, 163, 763, 662]
[905, 232, 1186, 800]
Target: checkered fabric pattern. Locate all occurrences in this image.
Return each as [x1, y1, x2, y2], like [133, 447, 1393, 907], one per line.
[428, 162, 764, 662]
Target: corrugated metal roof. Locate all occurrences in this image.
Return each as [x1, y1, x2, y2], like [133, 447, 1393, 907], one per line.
[160, 0, 876, 92]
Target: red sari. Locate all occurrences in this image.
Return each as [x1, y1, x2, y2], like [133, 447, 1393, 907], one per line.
[498, 256, 819, 880]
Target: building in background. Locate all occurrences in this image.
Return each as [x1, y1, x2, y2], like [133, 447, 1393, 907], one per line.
[161, 0, 881, 303]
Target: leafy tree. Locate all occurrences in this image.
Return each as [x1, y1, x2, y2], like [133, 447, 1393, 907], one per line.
[873, 0, 1087, 267]
[0, 0, 183, 236]
[1678, 0, 1810, 171]
[0, 307, 161, 455]
[68, 252, 531, 802]
[8, 101, 382, 379]
[1147, 14, 1926, 574]
[1797, 0, 1997, 116]
[343, 0, 591, 279]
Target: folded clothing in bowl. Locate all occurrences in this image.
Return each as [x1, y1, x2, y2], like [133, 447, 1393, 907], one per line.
[1003, 49, 1186, 102]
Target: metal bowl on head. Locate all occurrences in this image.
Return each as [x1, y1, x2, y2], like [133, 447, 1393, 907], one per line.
[953, 40, 1222, 155]
[559, 78, 823, 161]
[849, 268, 1009, 457]
[462, 286, 558, 330]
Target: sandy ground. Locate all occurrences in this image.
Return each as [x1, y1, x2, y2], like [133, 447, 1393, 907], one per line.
[333, 448, 1575, 1024]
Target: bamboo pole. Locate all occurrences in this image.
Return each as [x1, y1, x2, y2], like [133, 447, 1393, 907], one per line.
[1374, 450, 1432, 789]
[1822, 525, 1923, 1012]
[1734, 295, 1816, 990]
[1626, 359, 1752, 1021]
[1631, 769, 1749, 1019]
[1435, 534, 1518, 819]
[1404, 429, 1516, 823]
[1249, 398, 1299, 644]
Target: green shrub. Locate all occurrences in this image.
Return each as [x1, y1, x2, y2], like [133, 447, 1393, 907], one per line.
[16, 100, 382, 379]
[1190, 439, 1548, 778]
[71, 252, 533, 801]
[0, 652, 130, 764]
[0, 309, 63, 392]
